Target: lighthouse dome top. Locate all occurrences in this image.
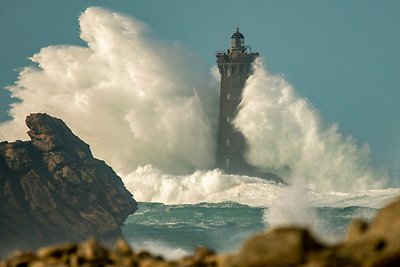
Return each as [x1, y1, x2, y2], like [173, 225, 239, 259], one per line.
[230, 28, 245, 50]
[231, 28, 244, 39]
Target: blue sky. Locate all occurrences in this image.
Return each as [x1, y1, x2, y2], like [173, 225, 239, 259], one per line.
[0, 1, 399, 180]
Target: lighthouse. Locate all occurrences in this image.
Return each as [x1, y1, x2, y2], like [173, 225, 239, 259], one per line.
[216, 28, 259, 174]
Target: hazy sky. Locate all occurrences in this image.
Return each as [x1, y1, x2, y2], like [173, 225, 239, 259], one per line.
[0, 1, 399, 179]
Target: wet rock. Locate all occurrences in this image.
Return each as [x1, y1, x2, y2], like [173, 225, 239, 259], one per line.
[77, 238, 107, 262]
[346, 218, 369, 242]
[0, 113, 137, 257]
[36, 243, 76, 259]
[113, 239, 134, 256]
[2, 251, 37, 267]
[232, 227, 323, 267]
[193, 246, 215, 260]
[334, 197, 400, 266]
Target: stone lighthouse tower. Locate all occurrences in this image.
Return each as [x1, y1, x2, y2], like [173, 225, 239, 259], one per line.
[216, 28, 259, 174]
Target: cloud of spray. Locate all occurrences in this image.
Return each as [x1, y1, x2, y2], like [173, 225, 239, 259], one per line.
[0, 7, 388, 199]
[0, 7, 218, 175]
[264, 178, 316, 227]
[263, 177, 332, 241]
[234, 59, 387, 192]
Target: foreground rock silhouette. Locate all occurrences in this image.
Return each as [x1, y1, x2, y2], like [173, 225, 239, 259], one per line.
[2, 197, 400, 266]
[0, 113, 137, 257]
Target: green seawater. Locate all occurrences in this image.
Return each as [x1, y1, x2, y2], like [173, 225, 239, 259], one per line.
[122, 202, 377, 257]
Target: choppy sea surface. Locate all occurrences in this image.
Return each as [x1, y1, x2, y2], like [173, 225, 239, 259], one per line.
[122, 185, 400, 259]
[0, 6, 397, 261]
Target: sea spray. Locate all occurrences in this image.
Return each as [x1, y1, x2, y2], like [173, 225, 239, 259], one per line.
[264, 177, 319, 228]
[121, 199, 395, 256]
[0, 7, 218, 175]
[122, 165, 399, 208]
[0, 7, 388, 194]
[234, 58, 387, 192]
[0, 7, 394, 249]
[122, 165, 282, 206]
[133, 240, 189, 260]
[262, 177, 339, 242]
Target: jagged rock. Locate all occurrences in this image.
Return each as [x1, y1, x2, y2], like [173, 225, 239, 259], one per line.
[0, 113, 137, 257]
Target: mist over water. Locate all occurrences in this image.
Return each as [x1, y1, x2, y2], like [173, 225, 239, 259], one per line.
[0, 7, 218, 175]
[0, 6, 391, 215]
[0, 7, 398, 256]
[235, 59, 387, 192]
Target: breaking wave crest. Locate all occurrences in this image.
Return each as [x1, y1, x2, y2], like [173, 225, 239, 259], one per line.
[122, 165, 282, 207]
[122, 165, 398, 209]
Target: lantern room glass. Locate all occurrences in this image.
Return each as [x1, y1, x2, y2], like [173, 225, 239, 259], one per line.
[231, 37, 245, 48]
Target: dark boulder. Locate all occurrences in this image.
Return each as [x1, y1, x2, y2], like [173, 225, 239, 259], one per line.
[0, 113, 137, 257]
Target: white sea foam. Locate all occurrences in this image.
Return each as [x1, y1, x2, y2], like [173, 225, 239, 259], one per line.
[263, 177, 320, 228]
[122, 165, 398, 209]
[130, 240, 189, 260]
[0, 7, 394, 223]
[122, 165, 282, 207]
[309, 188, 400, 209]
[0, 7, 218, 176]
[234, 59, 388, 192]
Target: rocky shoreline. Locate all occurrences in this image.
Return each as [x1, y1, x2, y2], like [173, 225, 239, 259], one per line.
[0, 113, 137, 257]
[1, 113, 399, 266]
[2, 197, 400, 266]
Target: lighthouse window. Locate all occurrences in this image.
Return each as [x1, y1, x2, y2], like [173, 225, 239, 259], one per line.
[231, 39, 236, 48]
[226, 139, 230, 147]
[226, 93, 230, 101]
[225, 158, 230, 169]
[227, 68, 231, 77]
[240, 38, 245, 47]
[226, 116, 230, 123]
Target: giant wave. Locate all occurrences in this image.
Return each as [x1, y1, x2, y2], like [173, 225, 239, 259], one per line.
[0, 7, 396, 242]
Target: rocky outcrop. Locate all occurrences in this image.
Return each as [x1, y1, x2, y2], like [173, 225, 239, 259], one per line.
[0, 113, 137, 257]
[3, 197, 400, 266]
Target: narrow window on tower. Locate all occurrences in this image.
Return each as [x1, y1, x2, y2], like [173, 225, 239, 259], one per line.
[225, 157, 230, 170]
[226, 93, 230, 101]
[227, 68, 231, 77]
[226, 138, 230, 147]
[226, 116, 230, 123]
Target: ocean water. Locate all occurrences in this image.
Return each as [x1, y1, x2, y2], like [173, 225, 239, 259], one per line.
[122, 202, 374, 258]
[0, 7, 397, 260]
[123, 202, 264, 257]
[121, 169, 400, 259]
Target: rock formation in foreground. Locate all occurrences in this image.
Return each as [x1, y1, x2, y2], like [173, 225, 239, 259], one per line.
[2, 197, 400, 267]
[0, 113, 137, 257]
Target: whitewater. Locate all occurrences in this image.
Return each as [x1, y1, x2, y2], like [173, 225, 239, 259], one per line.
[0, 7, 398, 258]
